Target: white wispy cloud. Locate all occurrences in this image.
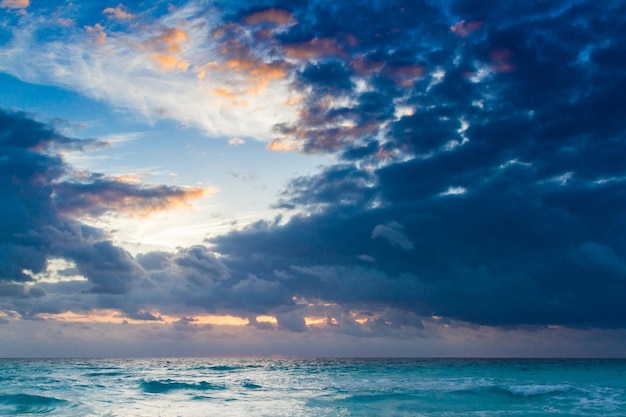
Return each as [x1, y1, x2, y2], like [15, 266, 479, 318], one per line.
[0, 1, 297, 140]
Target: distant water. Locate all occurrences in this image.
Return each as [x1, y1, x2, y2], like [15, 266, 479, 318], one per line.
[0, 358, 624, 416]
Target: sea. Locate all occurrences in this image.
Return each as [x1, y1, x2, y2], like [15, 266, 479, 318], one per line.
[0, 358, 624, 416]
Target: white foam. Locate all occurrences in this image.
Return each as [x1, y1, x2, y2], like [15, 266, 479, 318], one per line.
[505, 384, 570, 396]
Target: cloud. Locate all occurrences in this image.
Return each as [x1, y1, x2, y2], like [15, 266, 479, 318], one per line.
[146, 27, 188, 54]
[103, 4, 133, 21]
[169, 246, 230, 282]
[0, 112, 298, 323]
[385, 64, 426, 87]
[266, 138, 299, 152]
[0, 3, 298, 140]
[575, 242, 626, 277]
[357, 255, 375, 263]
[84, 24, 107, 44]
[151, 54, 190, 72]
[0, 109, 207, 298]
[450, 20, 483, 37]
[69, 240, 144, 294]
[2, 0, 626, 353]
[243, 8, 294, 27]
[53, 174, 210, 218]
[202, 0, 626, 331]
[0, 0, 28, 9]
[141, 27, 190, 72]
[283, 38, 346, 60]
[274, 163, 376, 209]
[371, 222, 415, 251]
[228, 137, 245, 146]
[276, 312, 308, 332]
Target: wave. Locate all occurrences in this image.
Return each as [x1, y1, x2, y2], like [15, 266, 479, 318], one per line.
[343, 391, 417, 404]
[140, 379, 227, 394]
[242, 380, 262, 389]
[503, 384, 571, 397]
[185, 364, 252, 372]
[0, 393, 68, 414]
[84, 371, 125, 377]
[453, 383, 571, 398]
[200, 363, 263, 372]
[206, 365, 241, 372]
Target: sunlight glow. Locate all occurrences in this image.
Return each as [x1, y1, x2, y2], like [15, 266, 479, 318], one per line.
[256, 315, 278, 324]
[37, 310, 257, 326]
[22, 258, 87, 283]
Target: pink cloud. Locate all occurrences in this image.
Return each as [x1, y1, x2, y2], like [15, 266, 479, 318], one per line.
[244, 8, 294, 26]
[350, 56, 384, 75]
[386, 64, 426, 87]
[450, 19, 483, 37]
[103, 4, 134, 21]
[490, 48, 515, 72]
[283, 37, 345, 60]
[85, 24, 107, 44]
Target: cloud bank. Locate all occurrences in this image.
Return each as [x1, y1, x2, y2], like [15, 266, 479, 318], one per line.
[1, 0, 626, 356]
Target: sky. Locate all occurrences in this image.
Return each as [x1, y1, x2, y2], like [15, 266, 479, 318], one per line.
[0, 0, 625, 358]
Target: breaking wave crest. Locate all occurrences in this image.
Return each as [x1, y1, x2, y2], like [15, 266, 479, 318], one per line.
[454, 383, 571, 398]
[140, 379, 227, 393]
[503, 384, 571, 397]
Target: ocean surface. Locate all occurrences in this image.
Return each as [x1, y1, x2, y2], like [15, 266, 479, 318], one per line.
[0, 358, 624, 416]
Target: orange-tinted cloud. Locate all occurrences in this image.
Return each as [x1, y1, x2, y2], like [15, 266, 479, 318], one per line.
[197, 29, 290, 96]
[283, 96, 303, 106]
[212, 88, 251, 106]
[0, 0, 29, 9]
[150, 27, 188, 53]
[54, 176, 212, 218]
[244, 8, 294, 26]
[246, 61, 288, 93]
[111, 173, 146, 184]
[143, 28, 189, 72]
[103, 4, 133, 20]
[212, 56, 288, 86]
[283, 37, 345, 60]
[151, 54, 190, 72]
[450, 19, 483, 37]
[267, 138, 300, 152]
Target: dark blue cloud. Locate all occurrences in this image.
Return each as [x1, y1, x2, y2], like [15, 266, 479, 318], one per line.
[208, 0, 626, 329]
[274, 164, 377, 209]
[297, 61, 352, 92]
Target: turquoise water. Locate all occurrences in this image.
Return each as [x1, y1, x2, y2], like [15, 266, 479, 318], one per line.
[0, 358, 624, 416]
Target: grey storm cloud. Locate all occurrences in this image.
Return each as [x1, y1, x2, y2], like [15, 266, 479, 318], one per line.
[0, 110, 214, 312]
